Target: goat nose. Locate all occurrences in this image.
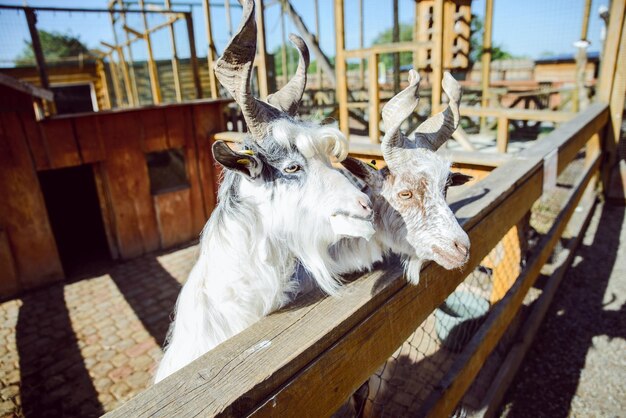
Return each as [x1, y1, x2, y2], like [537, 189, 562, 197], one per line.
[357, 197, 373, 216]
[454, 240, 469, 258]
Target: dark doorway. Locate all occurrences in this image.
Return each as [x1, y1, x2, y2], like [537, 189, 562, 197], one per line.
[38, 165, 111, 277]
[50, 84, 95, 115]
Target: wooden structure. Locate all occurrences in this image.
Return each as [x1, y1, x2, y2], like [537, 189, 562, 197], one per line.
[104, 99, 609, 418]
[334, 0, 471, 142]
[102, 1, 626, 414]
[0, 74, 228, 299]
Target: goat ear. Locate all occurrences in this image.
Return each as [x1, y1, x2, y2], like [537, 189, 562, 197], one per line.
[448, 171, 473, 187]
[212, 140, 263, 178]
[341, 156, 381, 187]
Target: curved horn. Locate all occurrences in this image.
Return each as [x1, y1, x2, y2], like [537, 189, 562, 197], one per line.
[381, 69, 421, 170]
[266, 34, 310, 116]
[214, 0, 282, 140]
[413, 72, 462, 151]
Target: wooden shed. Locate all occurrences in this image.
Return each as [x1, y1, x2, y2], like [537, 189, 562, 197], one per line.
[0, 74, 229, 299]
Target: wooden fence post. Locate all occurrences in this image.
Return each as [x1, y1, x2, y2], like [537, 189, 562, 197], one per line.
[368, 53, 380, 143]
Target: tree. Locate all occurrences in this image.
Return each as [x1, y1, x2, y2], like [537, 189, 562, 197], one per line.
[15, 30, 89, 66]
[469, 15, 514, 63]
[372, 23, 414, 69]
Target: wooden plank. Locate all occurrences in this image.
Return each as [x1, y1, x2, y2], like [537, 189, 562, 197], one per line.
[73, 115, 106, 163]
[39, 118, 82, 169]
[93, 163, 120, 260]
[105, 104, 609, 418]
[0, 73, 53, 101]
[459, 106, 575, 122]
[477, 182, 597, 418]
[0, 112, 63, 290]
[334, 0, 349, 137]
[139, 0, 162, 104]
[368, 54, 380, 143]
[255, 0, 269, 99]
[0, 228, 19, 298]
[480, 0, 494, 130]
[202, 0, 219, 99]
[18, 110, 50, 170]
[99, 112, 160, 258]
[154, 189, 194, 248]
[344, 40, 433, 59]
[419, 153, 601, 417]
[451, 126, 477, 151]
[430, 0, 444, 112]
[596, 0, 625, 103]
[192, 103, 222, 218]
[172, 105, 208, 233]
[496, 116, 509, 153]
[140, 108, 169, 152]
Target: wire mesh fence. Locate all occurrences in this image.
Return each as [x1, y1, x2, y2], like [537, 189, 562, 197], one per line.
[331, 148, 590, 418]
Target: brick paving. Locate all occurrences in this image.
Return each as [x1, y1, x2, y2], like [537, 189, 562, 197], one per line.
[0, 243, 197, 417]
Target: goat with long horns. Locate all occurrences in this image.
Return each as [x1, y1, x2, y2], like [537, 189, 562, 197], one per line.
[155, 0, 376, 382]
[334, 70, 472, 285]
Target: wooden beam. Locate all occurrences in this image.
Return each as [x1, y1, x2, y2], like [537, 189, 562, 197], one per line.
[459, 106, 575, 122]
[480, 0, 494, 131]
[344, 40, 433, 59]
[202, 0, 219, 99]
[24, 8, 50, 92]
[0, 73, 53, 101]
[139, 0, 162, 104]
[392, 0, 400, 94]
[165, 0, 183, 102]
[314, 0, 322, 89]
[117, 0, 140, 104]
[431, 0, 444, 113]
[496, 116, 509, 153]
[596, 0, 625, 103]
[368, 54, 380, 143]
[185, 12, 203, 100]
[255, 0, 269, 99]
[334, 0, 349, 137]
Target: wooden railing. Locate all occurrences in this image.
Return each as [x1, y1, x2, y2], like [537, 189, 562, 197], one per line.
[104, 101, 608, 416]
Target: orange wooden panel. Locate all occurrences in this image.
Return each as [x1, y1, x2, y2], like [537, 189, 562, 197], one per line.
[0, 112, 63, 289]
[99, 112, 160, 258]
[74, 115, 106, 163]
[18, 109, 50, 170]
[164, 106, 190, 149]
[175, 106, 208, 234]
[192, 102, 224, 217]
[140, 108, 169, 153]
[40, 118, 82, 169]
[154, 189, 194, 248]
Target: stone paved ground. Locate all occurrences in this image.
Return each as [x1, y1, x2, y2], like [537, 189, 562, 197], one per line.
[0, 243, 197, 417]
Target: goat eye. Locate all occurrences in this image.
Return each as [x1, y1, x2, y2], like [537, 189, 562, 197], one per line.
[398, 190, 413, 199]
[284, 164, 301, 174]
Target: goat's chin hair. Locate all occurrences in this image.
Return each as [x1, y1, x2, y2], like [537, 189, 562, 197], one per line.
[281, 209, 345, 296]
[402, 256, 423, 285]
[270, 119, 348, 162]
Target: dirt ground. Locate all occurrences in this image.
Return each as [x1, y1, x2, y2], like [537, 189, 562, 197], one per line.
[500, 201, 626, 417]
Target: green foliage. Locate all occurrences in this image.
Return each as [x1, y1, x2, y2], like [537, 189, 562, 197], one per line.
[372, 23, 414, 69]
[469, 15, 514, 63]
[15, 30, 89, 66]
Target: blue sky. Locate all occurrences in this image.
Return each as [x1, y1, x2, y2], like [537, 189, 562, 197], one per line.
[0, 0, 610, 67]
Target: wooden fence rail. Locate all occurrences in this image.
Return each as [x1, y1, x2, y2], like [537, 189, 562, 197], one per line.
[105, 103, 608, 417]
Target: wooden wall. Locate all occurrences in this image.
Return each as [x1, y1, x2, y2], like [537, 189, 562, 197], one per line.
[0, 81, 229, 299]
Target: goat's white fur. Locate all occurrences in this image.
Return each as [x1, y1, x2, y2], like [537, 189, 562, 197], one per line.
[154, 120, 373, 382]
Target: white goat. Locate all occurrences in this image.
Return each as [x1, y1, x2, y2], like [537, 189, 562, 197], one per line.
[330, 70, 471, 286]
[155, 0, 374, 382]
